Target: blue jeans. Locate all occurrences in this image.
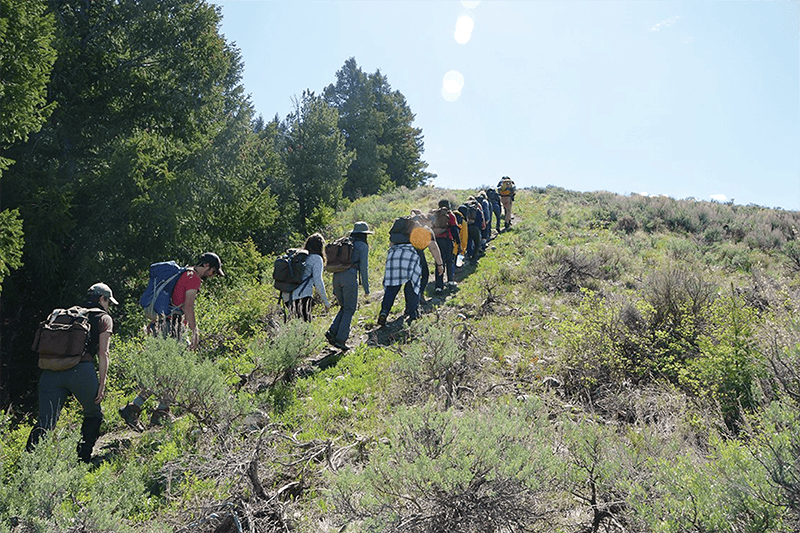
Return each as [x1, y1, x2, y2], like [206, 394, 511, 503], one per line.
[37, 362, 102, 430]
[380, 282, 420, 320]
[330, 269, 358, 342]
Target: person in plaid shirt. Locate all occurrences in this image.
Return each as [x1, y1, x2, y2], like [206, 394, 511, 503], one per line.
[377, 242, 422, 327]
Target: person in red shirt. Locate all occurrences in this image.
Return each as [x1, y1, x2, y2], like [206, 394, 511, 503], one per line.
[120, 252, 224, 430]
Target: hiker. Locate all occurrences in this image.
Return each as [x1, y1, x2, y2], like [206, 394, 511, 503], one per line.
[486, 187, 502, 233]
[378, 238, 423, 327]
[431, 199, 461, 292]
[286, 233, 330, 322]
[26, 283, 117, 463]
[410, 209, 444, 302]
[477, 191, 492, 241]
[497, 176, 517, 229]
[326, 222, 372, 351]
[464, 197, 486, 262]
[120, 252, 224, 430]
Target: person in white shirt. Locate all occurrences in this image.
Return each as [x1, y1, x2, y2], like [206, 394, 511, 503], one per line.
[289, 233, 330, 321]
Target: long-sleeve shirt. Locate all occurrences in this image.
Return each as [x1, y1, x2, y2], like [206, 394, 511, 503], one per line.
[383, 244, 422, 293]
[350, 239, 370, 294]
[291, 253, 330, 307]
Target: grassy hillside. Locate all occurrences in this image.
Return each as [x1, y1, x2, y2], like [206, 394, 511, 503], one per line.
[3, 186, 800, 533]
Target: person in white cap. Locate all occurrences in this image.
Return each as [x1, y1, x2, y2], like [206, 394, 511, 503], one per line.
[26, 282, 117, 463]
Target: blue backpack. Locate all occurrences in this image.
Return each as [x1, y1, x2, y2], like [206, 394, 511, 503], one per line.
[139, 261, 187, 319]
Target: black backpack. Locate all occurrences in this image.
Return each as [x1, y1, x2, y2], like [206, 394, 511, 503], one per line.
[272, 249, 311, 292]
[389, 216, 419, 244]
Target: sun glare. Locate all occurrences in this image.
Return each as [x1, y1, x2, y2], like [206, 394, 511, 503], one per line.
[454, 15, 474, 44]
[441, 70, 465, 102]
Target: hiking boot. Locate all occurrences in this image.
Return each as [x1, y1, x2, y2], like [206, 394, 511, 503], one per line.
[434, 287, 443, 295]
[149, 408, 173, 428]
[119, 403, 144, 432]
[324, 330, 336, 346]
[333, 339, 349, 352]
[377, 312, 388, 327]
[447, 281, 458, 288]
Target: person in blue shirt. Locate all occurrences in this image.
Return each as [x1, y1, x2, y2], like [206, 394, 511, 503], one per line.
[326, 222, 372, 351]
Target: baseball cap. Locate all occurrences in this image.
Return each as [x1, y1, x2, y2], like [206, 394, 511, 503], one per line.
[88, 283, 118, 305]
[198, 252, 225, 276]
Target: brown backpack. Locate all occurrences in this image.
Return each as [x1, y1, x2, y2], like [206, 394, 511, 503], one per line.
[389, 215, 419, 244]
[429, 207, 450, 236]
[325, 236, 354, 273]
[32, 306, 93, 371]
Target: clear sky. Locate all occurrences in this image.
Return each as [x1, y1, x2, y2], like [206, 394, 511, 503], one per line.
[211, 1, 799, 211]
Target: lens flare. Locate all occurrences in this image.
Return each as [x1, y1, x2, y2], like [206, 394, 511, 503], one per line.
[454, 15, 474, 44]
[441, 70, 465, 102]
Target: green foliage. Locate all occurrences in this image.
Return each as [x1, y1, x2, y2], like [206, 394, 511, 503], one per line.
[328, 400, 554, 533]
[283, 90, 353, 235]
[0, 426, 163, 533]
[123, 336, 238, 427]
[396, 315, 466, 407]
[248, 319, 324, 387]
[0, 0, 57, 151]
[0, 209, 23, 295]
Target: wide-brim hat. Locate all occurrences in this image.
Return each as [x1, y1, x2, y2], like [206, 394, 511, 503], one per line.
[350, 221, 374, 235]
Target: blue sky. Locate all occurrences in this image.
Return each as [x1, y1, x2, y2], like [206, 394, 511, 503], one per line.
[211, 1, 799, 211]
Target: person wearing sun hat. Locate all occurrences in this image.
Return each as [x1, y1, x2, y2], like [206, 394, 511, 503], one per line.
[326, 222, 372, 351]
[26, 282, 118, 463]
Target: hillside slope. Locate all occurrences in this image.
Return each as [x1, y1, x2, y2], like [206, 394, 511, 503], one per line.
[3, 186, 800, 533]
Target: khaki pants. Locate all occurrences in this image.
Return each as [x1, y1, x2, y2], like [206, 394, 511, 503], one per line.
[500, 196, 513, 224]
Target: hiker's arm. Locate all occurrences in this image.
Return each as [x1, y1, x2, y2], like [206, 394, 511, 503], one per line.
[314, 256, 330, 308]
[184, 289, 199, 349]
[427, 237, 444, 275]
[95, 331, 111, 404]
[358, 244, 370, 295]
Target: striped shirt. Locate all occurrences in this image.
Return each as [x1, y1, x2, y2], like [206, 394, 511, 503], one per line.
[382, 244, 422, 293]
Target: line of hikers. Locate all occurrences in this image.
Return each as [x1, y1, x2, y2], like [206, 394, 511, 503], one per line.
[25, 177, 516, 463]
[276, 177, 517, 352]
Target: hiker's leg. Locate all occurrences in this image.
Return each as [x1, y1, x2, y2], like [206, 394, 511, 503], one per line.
[417, 250, 429, 297]
[333, 271, 358, 342]
[36, 369, 69, 431]
[434, 238, 450, 288]
[68, 362, 103, 421]
[77, 415, 103, 463]
[403, 281, 420, 320]
[301, 296, 313, 322]
[381, 285, 401, 317]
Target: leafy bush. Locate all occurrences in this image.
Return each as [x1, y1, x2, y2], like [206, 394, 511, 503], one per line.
[124, 336, 239, 427]
[328, 400, 556, 533]
[246, 318, 324, 389]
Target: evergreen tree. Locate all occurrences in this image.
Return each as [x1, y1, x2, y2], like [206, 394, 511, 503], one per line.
[0, 0, 276, 408]
[283, 90, 352, 235]
[324, 58, 434, 199]
[0, 0, 57, 295]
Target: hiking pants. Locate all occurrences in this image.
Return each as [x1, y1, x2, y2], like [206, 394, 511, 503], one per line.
[501, 196, 513, 224]
[36, 362, 102, 430]
[467, 224, 482, 259]
[491, 201, 502, 231]
[380, 282, 420, 320]
[417, 249, 429, 296]
[330, 269, 358, 343]
[435, 237, 454, 287]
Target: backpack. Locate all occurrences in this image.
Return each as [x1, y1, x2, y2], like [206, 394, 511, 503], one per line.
[389, 215, 418, 244]
[32, 306, 97, 371]
[498, 177, 516, 196]
[429, 207, 450, 236]
[273, 248, 311, 292]
[140, 261, 187, 320]
[325, 237, 354, 273]
[459, 203, 478, 224]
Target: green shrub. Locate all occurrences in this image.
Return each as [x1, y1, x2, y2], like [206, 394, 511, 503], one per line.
[247, 318, 324, 388]
[328, 400, 556, 533]
[125, 336, 238, 427]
